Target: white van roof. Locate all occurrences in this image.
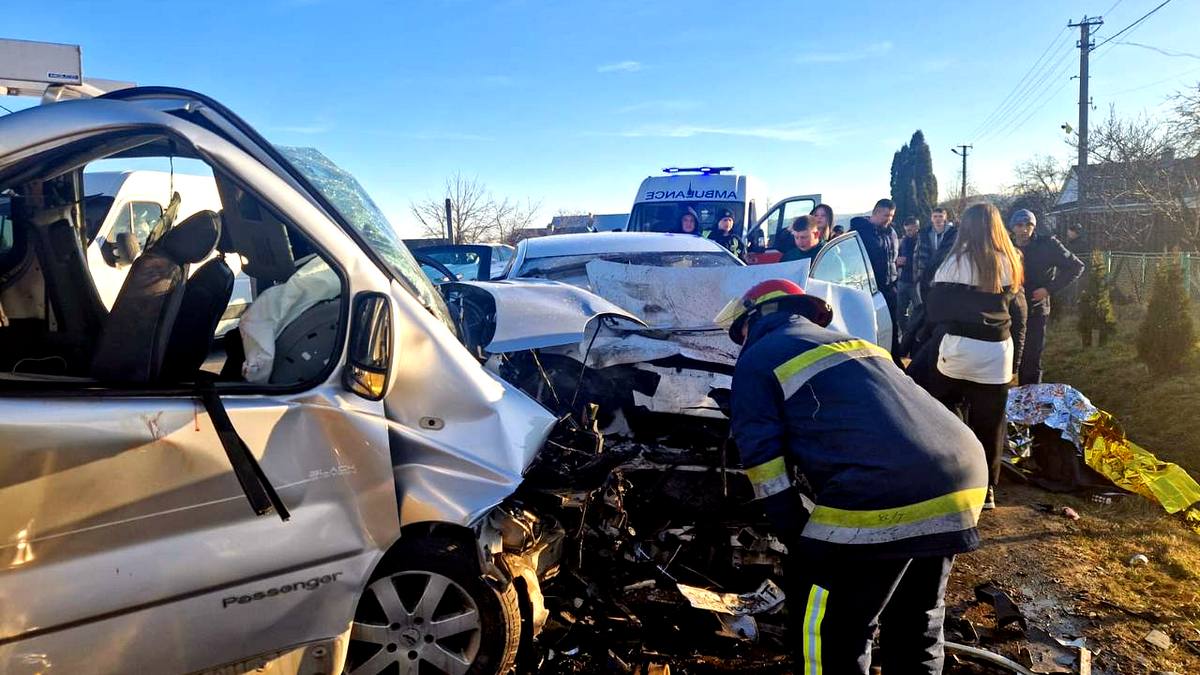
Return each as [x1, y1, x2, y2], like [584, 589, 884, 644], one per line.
[83, 170, 216, 198]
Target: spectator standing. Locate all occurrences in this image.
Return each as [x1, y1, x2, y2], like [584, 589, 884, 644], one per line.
[781, 216, 824, 262]
[896, 216, 921, 338]
[810, 203, 835, 241]
[914, 208, 956, 292]
[1010, 209, 1084, 385]
[831, 224, 845, 236]
[851, 199, 900, 354]
[707, 208, 744, 258]
[911, 203, 1027, 510]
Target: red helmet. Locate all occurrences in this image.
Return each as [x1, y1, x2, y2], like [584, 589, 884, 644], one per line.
[714, 279, 833, 344]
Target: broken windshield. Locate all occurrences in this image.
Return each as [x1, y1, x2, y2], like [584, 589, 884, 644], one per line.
[276, 146, 453, 329]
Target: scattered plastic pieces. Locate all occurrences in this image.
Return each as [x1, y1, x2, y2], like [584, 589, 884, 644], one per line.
[675, 579, 785, 616]
[974, 581, 1027, 631]
[1129, 553, 1150, 566]
[1061, 506, 1080, 520]
[1144, 629, 1172, 650]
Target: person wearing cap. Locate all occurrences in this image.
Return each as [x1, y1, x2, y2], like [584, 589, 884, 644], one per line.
[677, 207, 702, 236]
[1009, 208, 1083, 385]
[705, 208, 743, 258]
[718, 279, 987, 674]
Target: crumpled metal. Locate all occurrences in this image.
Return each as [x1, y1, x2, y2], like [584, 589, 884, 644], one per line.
[1007, 384, 1200, 515]
[1081, 411, 1200, 515]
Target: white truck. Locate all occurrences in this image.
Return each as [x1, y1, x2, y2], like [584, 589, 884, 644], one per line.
[624, 166, 821, 250]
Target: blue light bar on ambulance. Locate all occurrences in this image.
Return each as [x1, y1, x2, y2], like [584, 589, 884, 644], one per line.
[662, 166, 734, 175]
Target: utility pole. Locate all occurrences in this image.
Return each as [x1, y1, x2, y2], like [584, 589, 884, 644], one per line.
[951, 144, 972, 204]
[1069, 15, 1103, 233]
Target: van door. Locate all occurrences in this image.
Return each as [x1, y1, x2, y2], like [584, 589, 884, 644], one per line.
[808, 232, 894, 349]
[752, 194, 821, 249]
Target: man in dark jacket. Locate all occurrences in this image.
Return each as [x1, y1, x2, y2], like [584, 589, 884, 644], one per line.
[851, 199, 899, 353]
[706, 208, 743, 258]
[913, 207, 955, 287]
[720, 279, 987, 675]
[896, 216, 921, 339]
[1010, 209, 1084, 384]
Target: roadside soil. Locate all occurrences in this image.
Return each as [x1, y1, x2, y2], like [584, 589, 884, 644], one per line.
[945, 483, 1200, 674]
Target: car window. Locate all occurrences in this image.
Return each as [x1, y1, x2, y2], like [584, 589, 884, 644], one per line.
[426, 250, 482, 281]
[516, 251, 739, 287]
[810, 236, 871, 292]
[0, 197, 12, 257]
[107, 201, 163, 249]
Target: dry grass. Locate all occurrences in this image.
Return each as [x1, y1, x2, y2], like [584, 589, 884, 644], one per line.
[1043, 305, 1200, 477]
[945, 307, 1200, 672]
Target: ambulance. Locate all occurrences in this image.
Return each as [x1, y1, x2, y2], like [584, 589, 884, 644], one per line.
[625, 166, 821, 250]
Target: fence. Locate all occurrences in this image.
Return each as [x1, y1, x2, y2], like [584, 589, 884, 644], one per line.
[1105, 252, 1200, 304]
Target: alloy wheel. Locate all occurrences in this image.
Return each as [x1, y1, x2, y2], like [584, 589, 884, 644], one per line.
[348, 571, 483, 675]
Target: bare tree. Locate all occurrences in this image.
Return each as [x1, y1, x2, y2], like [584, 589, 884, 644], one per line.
[410, 173, 541, 244]
[1067, 105, 1200, 250]
[1005, 155, 1067, 220]
[1169, 82, 1200, 156]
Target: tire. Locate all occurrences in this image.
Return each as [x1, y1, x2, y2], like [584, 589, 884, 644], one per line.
[344, 536, 521, 675]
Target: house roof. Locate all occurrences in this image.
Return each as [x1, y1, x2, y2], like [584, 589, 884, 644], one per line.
[1053, 156, 1200, 211]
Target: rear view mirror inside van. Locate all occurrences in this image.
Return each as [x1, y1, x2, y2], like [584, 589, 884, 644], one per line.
[344, 292, 391, 400]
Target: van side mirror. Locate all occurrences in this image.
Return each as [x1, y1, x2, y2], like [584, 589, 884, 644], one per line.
[343, 293, 392, 400]
[114, 232, 141, 266]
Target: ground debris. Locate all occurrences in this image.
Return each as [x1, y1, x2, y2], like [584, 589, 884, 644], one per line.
[974, 581, 1028, 632]
[1144, 629, 1173, 650]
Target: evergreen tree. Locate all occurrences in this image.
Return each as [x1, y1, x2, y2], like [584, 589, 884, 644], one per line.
[1077, 250, 1117, 347]
[908, 130, 938, 226]
[890, 131, 939, 227]
[1136, 259, 1197, 375]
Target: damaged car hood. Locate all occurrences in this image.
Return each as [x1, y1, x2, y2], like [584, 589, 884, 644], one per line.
[446, 279, 645, 353]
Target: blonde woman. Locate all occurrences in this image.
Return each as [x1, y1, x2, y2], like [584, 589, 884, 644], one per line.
[914, 202, 1027, 510]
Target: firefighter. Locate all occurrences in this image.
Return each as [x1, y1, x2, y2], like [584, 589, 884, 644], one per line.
[716, 279, 988, 675]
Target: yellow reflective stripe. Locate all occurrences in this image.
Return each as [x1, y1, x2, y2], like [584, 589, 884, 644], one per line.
[802, 585, 828, 675]
[745, 457, 790, 499]
[753, 289, 792, 305]
[773, 340, 891, 399]
[808, 487, 987, 529]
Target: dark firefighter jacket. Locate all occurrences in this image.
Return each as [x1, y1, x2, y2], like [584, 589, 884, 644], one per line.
[730, 311, 988, 559]
[1019, 233, 1084, 316]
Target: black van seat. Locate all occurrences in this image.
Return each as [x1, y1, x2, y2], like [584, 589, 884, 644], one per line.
[90, 211, 220, 384]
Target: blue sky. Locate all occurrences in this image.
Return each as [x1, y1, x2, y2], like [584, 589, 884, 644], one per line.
[6, 0, 1200, 237]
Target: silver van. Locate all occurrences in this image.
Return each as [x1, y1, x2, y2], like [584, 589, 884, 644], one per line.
[0, 88, 560, 675]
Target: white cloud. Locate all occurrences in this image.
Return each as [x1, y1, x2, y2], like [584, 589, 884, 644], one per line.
[616, 119, 844, 144]
[597, 60, 643, 73]
[795, 41, 892, 64]
[616, 99, 700, 114]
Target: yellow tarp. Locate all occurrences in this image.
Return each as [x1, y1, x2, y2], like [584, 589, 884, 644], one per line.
[1082, 412, 1200, 514]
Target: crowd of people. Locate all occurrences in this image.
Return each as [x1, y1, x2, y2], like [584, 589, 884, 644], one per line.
[715, 197, 1086, 674]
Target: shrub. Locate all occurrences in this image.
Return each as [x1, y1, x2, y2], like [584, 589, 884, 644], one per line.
[1136, 259, 1197, 375]
[1077, 251, 1117, 347]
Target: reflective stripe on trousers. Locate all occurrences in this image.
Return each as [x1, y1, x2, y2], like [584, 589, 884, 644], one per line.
[803, 487, 986, 545]
[802, 584, 829, 675]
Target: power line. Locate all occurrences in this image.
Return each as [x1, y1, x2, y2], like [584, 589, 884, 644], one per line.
[967, 26, 1071, 139]
[977, 48, 1077, 142]
[971, 40, 1075, 142]
[1104, 64, 1200, 97]
[1092, 0, 1173, 53]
